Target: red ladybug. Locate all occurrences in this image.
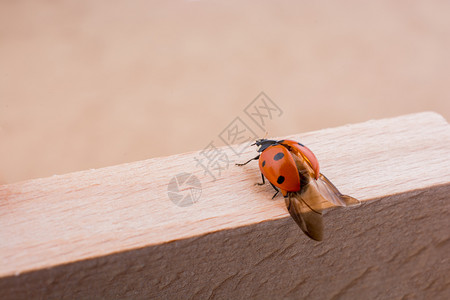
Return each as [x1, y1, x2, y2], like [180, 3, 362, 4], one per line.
[237, 138, 359, 241]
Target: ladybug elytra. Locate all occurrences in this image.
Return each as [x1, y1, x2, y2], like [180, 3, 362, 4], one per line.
[237, 138, 359, 241]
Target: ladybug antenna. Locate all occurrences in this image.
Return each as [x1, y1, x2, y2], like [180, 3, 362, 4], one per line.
[252, 138, 265, 146]
[252, 138, 279, 152]
[252, 132, 270, 146]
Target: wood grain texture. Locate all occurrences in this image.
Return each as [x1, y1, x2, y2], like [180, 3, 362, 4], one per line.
[1, 112, 449, 299]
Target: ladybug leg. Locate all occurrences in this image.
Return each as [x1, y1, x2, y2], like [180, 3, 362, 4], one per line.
[235, 155, 260, 166]
[270, 183, 280, 199]
[255, 173, 265, 186]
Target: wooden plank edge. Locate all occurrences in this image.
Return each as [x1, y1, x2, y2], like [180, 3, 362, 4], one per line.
[0, 111, 449, 294]
[0, 183, 448, 299]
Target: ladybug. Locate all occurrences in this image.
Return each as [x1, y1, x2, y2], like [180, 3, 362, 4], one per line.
[237, 138, 359, 241]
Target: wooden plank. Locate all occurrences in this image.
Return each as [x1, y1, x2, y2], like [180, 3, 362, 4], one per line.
[1, 112, 449, 299]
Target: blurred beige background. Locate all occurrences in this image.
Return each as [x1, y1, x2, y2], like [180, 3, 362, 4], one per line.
[1, 0, 449, 184]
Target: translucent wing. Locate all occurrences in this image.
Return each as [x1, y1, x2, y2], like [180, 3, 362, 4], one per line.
[285, 191, 323, 241]
[290, 151, 360, 207]
[313, 173, 360, 207]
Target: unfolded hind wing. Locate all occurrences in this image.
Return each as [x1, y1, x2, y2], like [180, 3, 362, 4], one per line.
[313, 173, 360, 207]
[285, 191, 324, 241]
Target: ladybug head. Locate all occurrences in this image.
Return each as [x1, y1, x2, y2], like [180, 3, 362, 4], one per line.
[252, 138, 279, 153]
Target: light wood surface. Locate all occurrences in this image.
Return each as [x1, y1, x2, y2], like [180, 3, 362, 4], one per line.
[1, 112, 449, 299]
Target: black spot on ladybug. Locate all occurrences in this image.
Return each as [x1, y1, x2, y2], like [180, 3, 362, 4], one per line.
[298, 142, 305, 147]
[279, 140, 285, 143]
[274, 152, 284, 161]
[277, 176, 285, 184]
[262, 160, 266, 167]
